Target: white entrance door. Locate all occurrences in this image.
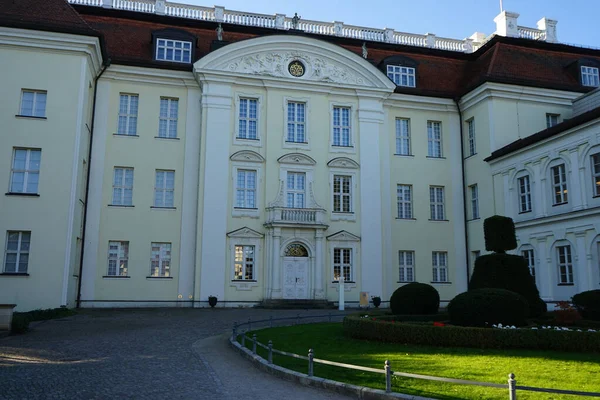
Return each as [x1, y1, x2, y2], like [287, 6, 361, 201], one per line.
[283, 257, 309, 299]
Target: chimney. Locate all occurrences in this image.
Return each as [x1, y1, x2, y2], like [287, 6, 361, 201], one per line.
[537, 17, 558, 43]
[494, 11, 520, 38]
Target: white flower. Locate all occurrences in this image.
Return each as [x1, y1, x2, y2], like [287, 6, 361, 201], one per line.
[531, 327, 538, 330]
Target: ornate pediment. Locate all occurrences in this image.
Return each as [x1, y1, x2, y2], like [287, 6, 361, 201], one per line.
[227, 227, 264, 238]
[327, 157, 360, 169]
[277, 153, 316, 165]
[230, 150, 265, 163]
[326, 230, 361, 242]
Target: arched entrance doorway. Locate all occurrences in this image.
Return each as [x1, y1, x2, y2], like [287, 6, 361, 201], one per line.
[283, 243, 309, 299]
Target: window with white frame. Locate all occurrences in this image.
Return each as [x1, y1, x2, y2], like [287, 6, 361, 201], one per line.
[518, 175, 532, 213]
[427, 121, 442, 157]
[107, 241, 129, 276]
[467, 119, 476, 156]
[546, 113, 560, 128]
[159, 98, 178, 138]
[398, 250, 414, 282]
[551, 164, 568, 205]
[557, 245, 574, 284]
[150, 242, 171, 277]
[112, 167, 134, 206]
[395, 118, 411, 155]
[154, 170, 174, 208]
[10, 148, 41, 194]
[117, 94, 139, 135]
[333, 175, 352, 213]
[286, 171, 305, 208]
[20, 90, 47, 117]
[581, 66, 600, 87]
[521, 249, 535, 280]
[386, 65, 416, 87]
[234, 245, 254, 280]
[591, 153, 600, 196]
[287, 102, 306, 143]
[429, 186, 445, 220]
[333, 248, 352, 281]
[470, 184, 479, 219]
[155, 39, 192, 63]
[397, 184, 413, 219]
[238, 98, 258, 140]
[332, 106, 351, 147]
[4, 231, 30, 273]
[236, 170, 257, 209]
[432, 251, 448, 283]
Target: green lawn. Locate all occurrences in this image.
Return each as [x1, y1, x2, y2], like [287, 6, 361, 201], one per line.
[242, 323, 600, 400]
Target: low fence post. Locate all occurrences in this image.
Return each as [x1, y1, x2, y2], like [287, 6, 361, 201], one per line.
[248, 318, 252, 331]
[269, 316, 273, 328]
[385, 360, 392, 393]
[241, 331, 246, 347]
[232, 322, 237, 339]
[252, 334, 257, 354]
[297, 313, 300, 325]
[268, 340, 273, 364]
[308, 348, 314, 377]
[328, 312, 332, 322]
[508, 373, 516, 400]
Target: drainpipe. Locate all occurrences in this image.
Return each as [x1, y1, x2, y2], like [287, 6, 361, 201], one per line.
[453, 97, 471, 288]
[76, 58, 111, 308]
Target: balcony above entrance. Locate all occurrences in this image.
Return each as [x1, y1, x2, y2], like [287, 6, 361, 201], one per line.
[265, 207, 328, 228]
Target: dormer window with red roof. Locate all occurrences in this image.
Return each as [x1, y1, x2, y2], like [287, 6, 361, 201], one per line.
[581, 66, 599, 87]
[156, 39, 192, 63]
[387, 65, 416, 87]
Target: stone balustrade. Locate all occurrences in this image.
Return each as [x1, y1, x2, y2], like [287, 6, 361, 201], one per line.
[67, 0, 561, 52]
[265, 207, 327, 226]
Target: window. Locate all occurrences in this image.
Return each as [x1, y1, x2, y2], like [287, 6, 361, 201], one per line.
[518, 175, 532, 213]
[470, 184, 479, 219]
[551, 164, 568, 205]
[236, 170, 257, 209]
[159, 98, 178, 138]
[397, 184, 413, 219]
[112, 167, 133, 206]
[287, 102, 306, 143]
[286, 172, 305, 208]
[395, 118, 411, 155]
[546, 113, 560, 128]
[117, 94, 139, 136]
[386, 65, 416, 87]
[333, 175, 352, 213]
[398, 251, 414, 282]
[427, 121, 442, 157]
[557, 245, 573, 284]
[10, 148, 41, 194]
[581, 66, 600, 87]
[4, 231, 30, 273]
[591, 153, 600, 196]
[467, 119, 476, 156]
[107, 241, 128, 276]
[429, 186, 445, 220]
[522, 249, 535, 280]
[234, 245, 254, 280]
[20, 90, 47, 117]
[238, 98, 258, 140]
[333, 248, 352, 281]
[156, 39, 191, 63]
[150, 242, 171, 277]
[154, 170, 175, 208]
[432, 251, 448, 283]
[332, 106, 351, 147]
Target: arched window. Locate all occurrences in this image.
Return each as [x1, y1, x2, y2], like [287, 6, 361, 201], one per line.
[284, 243, 308, 257]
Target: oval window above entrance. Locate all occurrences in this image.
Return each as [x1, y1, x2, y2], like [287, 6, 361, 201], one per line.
[284, 243, 309, 257]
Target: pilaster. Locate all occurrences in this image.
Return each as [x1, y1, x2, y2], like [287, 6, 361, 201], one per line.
[536, 236, 553, 300]
[314, 230, 324, 299]
[271, 228, 282, 298]
[569, 148, 583, 210]
[575, 231, 590, 292]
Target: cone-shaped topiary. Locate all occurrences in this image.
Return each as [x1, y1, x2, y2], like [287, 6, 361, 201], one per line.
[448, 288, 529, 327]
[572, 290, 600, 320]
[484, 215, 517, 253]
[390, 283, 440, 315]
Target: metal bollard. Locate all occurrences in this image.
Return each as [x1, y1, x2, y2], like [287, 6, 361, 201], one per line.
[508, 373, 516, 400]
[269, 315, 273, 328]
[385, 360, 392, 393]
[248, 318, 252, 331]
[241, 331, 246, 347]
[252, 334, 257, 354]
[268, 340, 273, 364]
[308, 348, 314, 377]
[297, 313, 300, 325]
[232, 322, 237, 339]
[328, 312, 332, 322]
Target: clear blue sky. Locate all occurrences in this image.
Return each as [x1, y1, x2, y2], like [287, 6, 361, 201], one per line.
[184, 0, 600, 48]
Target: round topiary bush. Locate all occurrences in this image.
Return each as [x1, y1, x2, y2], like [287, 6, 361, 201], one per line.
[447, 288, 529, 327]
[572, 290, 600, 321]
[390, 283, 440, 315]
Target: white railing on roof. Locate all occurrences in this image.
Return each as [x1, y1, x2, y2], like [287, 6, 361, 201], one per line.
[67, 0, 557, 53]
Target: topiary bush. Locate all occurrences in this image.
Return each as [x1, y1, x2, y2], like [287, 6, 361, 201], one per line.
[390, 283, 440, 315]
[447, 288, 529, 327]
[10, 315, 30, 334]
[572, 290, 600, 321]
[483, 215, 517, 253]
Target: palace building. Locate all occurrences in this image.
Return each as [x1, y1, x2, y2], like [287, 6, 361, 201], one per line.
[1, 0, 600, 311]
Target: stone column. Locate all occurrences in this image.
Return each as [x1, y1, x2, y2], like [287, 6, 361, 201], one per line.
[314, 230, 324, 299]
[575, 232, 590, 292]
[503, 172, 513, 218]
[271, 228, 282, 298]
[569, 148, 583, 210]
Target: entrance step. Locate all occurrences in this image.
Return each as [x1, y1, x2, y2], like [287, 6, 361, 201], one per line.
[258, 299, 336, 309]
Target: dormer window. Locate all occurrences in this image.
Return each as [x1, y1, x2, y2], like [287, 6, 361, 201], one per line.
[581, 66, 600, 87]
[387, 65, 416, 87]
[156, 39, 192, 63]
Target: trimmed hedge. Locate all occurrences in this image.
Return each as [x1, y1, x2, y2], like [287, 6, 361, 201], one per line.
[448, 288, 529, 327]
[10, 315, 30, 334]
[343, 316, 600, 353]
[573, 290, 600, 321]
[374, 313, 449, 322]
[483, 215, 517, 252]
[10, 307, 76, 335]
[390, 283, 440, 315]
